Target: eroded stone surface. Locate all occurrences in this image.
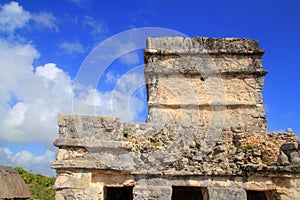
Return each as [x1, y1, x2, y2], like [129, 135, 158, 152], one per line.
[52, 37, 300, 200]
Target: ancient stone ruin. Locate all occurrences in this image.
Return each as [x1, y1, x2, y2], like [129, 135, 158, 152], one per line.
[52, 37, 300, 199]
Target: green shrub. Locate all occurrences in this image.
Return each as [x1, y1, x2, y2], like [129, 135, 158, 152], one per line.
[15, 167, 56, 200]
[122, 127, 130, 138]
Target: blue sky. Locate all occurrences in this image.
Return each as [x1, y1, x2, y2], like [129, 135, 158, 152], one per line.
[0, 0, 299, 176]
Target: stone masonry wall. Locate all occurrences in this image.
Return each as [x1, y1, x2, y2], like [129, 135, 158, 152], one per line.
[52, 37, 300, 200]
[52, 115, 300, 199]
[145, 37, 267, 134]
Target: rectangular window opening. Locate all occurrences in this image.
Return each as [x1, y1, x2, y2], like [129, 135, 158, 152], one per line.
[172, 186, 204, 200]
[246, 190, 269, 200]
[104, 186, 133, 200]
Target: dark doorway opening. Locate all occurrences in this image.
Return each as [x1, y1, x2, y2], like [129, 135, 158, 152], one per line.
[246, 190, 267, 200]
[172, 186, 203, 200]
[104, 186, 133, 200]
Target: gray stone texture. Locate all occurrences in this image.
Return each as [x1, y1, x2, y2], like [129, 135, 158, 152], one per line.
[52, 37, 300, 200]
[207, 187, 246, 200]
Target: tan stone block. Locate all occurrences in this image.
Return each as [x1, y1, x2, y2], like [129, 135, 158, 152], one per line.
[55, 172, 91, 189]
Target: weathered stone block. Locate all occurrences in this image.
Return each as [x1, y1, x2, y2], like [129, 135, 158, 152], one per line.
[146, 37, 262, 54]
[281, 142, 299, 151]
[207, 187, 246, 200]
[290, 151, 300, 165]
[133, 185, 172, 200]
[55, 172, 91, 189]
[277, 151, 290, 166]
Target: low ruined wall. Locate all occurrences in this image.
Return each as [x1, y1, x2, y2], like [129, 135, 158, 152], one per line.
[52, 115, 300, 199]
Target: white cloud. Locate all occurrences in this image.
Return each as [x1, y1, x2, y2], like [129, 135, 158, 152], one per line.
[0, 38, 74, 175]
[59, 41, 85, 54]
[83, 15, 107, 39]
[0, 1, 58, 34]
[0, 147, 55, 177]
[0, 39, 39, 106]
[0, 37, 74, 144]
[36, 63, 64, 79]
[32, 12, 59, 32]
[0, 1, 30, 33]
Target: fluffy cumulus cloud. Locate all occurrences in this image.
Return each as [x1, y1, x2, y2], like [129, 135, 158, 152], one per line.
[0, 1, 58, 34]
[0, 1, 30, 33]
[0, 2, 69, 173]
[0, 148, 55, 176]
[0, 39, 73, 144]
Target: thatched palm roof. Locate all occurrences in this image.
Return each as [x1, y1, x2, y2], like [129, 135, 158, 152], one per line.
[0, 166, 31, 199]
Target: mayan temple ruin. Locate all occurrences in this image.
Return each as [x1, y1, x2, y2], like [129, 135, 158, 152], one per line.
[52, 37, 300, 200]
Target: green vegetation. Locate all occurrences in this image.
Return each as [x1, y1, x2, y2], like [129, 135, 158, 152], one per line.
[150, 137, 162, 147]
[135, 144, 141, 152]
[243, 144, 254, 152]
[197, 166, 204, 172]
[71, 134, 79, 139]
[122, 127, 131, 138]
[15, 167, 56, 200]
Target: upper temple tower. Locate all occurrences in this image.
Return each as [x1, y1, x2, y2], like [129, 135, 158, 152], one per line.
[144, 37, 267, 133]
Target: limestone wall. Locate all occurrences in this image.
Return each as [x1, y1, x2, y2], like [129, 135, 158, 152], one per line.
[52, 115, 300, 199]
[145, 37, 267, 133]
[52, 37, 300, 200]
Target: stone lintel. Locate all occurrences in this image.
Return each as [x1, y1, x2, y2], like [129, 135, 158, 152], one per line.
[52, 158, 300, 176]
[145, 37, 264, 55]
[133, 185, 172, 200]
[52, 160, 105, 170]
[144, 69, 268, 76]
[53, 138, 132, 150]
[52, 161, 133, 173]
[148, 103, 258, 108]
[207, 186, 247, 200]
